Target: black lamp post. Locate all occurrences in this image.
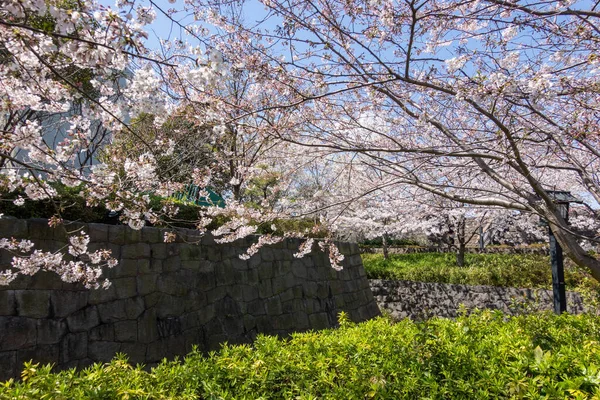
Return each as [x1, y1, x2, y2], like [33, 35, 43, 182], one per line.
[543, 190, 582, 315]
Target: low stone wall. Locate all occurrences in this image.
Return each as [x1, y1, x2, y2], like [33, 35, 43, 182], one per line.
[370, 279, 586, 320]
[0, 218, 380, 381]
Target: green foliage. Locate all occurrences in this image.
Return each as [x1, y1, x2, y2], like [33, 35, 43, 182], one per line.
[4, 312, 600, 398]
[0, 183, 109, 223]
[362, 252, 600, 292]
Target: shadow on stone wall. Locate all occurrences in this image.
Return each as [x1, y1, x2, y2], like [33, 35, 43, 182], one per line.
[0, 218, 380, 381]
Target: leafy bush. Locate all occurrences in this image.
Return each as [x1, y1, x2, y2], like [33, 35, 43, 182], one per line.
[4, 312, 600, 399]
[362, 252, 600, 292]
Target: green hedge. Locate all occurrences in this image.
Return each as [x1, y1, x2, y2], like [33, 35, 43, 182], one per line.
[3, 312, 600, 399]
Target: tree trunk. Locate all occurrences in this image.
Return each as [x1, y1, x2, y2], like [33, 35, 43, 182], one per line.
[382, 233, 389, 260]
[548, 214, 600, 282]
[456, 243, 466, 267]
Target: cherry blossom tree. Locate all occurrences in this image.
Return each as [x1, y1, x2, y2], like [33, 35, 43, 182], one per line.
[188, 0, 600, 280]
[0, 0, 231, 287]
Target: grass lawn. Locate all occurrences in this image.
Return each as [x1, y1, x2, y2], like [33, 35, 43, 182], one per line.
[362, 252, 600, 293]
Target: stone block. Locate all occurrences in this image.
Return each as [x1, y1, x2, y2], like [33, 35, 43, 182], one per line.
[115, 259, 139, 277]
[185, 291, 206, 313]
[89, 284, 117, 305]
[88, 341, 120, 362]
[0, 217, 28, 238]
[258, 279, 273, 299]
[203, 319, 224, 341]
[163, 256, 181, 272]
[0, 351, 17, 381]
[167, 244, 180, 257]
[144, 292, 162, 308]
[107, 225, 126, 245]
[0, 317, 36, 351]
[25, 218, 54, 240]
[242, 286, 259, 302]
[114, 320, 137, 342]
[206, 247, 221, 262]
[258, 262, 273, 280]
[247, 299, 265, 316]
[243, 315, 256, 332]
[90, 324, 114, 341]
[60, 332, 88, 363]
[156, 294, 186, 318]
[121, 243, 150, 259]
[142, 227, 162, 244]
[50, 290, 89, 318]
[18, 344, 59, 369]
[137, 274, 158, 296]
[37, 319, 67, 345]
[280, 288, 295, 303]
[120, 342, 147, 365]
[197, 304, 215, 325]
[181, 312, 200, 331]
[15, 290, 50, 318]
[0, 290, 16, 316]
[265, 297, 282, 316]
[125, 297, 145, 319]
[273, 313, 296, 330]
[206, 286, 226, 304]
[222, 316, 244, 336]
[152, 244, 167, 259]
[97, 299, 128, 323]
[87, 223, 109, 243]
[137, 308, 158, 344]
[246, 269, 259, 285]
[29, 270, 65, 289]
[233, 269, 248, 284]
[197, 271, 216, 291]
[114, 277, 137, 299]
[260, 248, 274, 262]
[295, 312, 310, 330]
[180, 245, 203, 261]
[66, 306, 100, 332]
[309, 313, 330, 330]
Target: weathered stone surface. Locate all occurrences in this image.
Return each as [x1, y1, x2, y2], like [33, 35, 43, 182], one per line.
[137, 308, 158, 344]
[0, 317, 36, 351]
[121, 243, 150, 259]
[114, 277, 137, 299]
[37, 319, 67, 345]
[18, 344, 59, 369]
[114, 320, 137, 342]
[51, 290, 89, 317]
[60, 332, 88, 363]
[88, 341, 120, 362]
[97, 300, 128, 323]
[67, 306, 100, 332]
[137, 274, 158, 296]
[15, 290, 50, 318]
[0, 291, 16, 316]
[115, 259, 139, 277]
[0, 351, 17, 380]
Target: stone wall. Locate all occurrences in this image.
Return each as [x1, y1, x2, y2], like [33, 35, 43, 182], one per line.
[370, 279, 587, 320]
[0, 218, 379, 381]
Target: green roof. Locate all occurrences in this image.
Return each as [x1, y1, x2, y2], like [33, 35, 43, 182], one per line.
[174, 185, 225, 208]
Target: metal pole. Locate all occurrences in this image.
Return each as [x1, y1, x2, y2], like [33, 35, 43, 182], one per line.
[548, 227, 567, 314]
[479, 226, 484, 251]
